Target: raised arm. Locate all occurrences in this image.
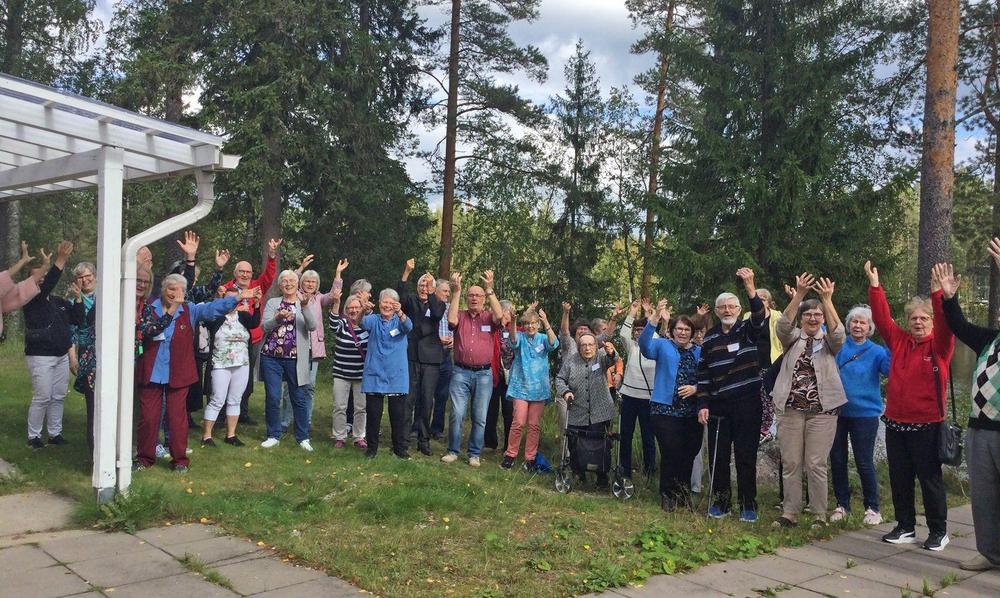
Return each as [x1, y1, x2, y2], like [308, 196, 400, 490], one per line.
[447, 272, 462, 328]
[538, 308, 557, 347]
[256, 238, 282, 294]
[813, 277, 844, 353]
[560, 301, 571, 337]
[737, 267, 766, 327]
[866, 261, 904, 345]
[482, 270, 504, 323]
[934, 262, 995, 353]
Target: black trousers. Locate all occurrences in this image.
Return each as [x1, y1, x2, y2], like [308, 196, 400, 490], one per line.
[484, 379, 513, 450]
[187, 356, 209, 413]
[84, 387, 95, 459]
[650, 413, 704, 500]
[366, 393, 408, 456]
[407, 362, 439, 447]
[706, 398, 763, 513]
[239, 341, 261, 418]
[886, 424, 948, 534]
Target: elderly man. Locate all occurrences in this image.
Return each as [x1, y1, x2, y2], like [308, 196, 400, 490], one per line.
[396, 258, 448, 456]
[441, 270, 505, 466]
[431, 277, 454, 439]
[696, 267, 769, 523]
[225, 238, 281, 424]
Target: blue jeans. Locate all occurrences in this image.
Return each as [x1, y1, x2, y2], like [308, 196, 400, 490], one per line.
[830, 415, 880, 512]
[431, 352, 453, 435]
[619, 395, 657, 474]
[447, 365, 493, 457]
[261, 355, 310, 443]
[280, 361, 317, 433]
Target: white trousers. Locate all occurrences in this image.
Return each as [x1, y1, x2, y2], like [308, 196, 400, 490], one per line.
[27, 354, 69, 439]
[332, 377, 366, 440]
[206, 365, 249, 421]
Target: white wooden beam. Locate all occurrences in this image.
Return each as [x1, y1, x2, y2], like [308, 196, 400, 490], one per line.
[0, 148, 103, 191]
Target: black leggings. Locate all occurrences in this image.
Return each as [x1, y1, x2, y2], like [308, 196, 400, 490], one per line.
[650, 414, 703, 500]
[366, 393, 408, 456]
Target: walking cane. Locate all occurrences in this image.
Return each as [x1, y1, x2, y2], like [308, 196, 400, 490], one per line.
[706, 414, 723, 516]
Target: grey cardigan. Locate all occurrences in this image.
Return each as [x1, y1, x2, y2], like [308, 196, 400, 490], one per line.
[260, 296, 317, 386]
[555, 350, 618, 426]
[771, 313, 847, 414]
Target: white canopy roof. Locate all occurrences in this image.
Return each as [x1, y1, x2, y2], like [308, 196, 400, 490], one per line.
[0, 72, 238, 200]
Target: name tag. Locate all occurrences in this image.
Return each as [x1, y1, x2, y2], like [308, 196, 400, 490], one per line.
[389, 328, 400, 337]
[425, 308, 431, 317]
[502, 331, 510, 339]
[727, 342, 740, 353]
[534, 344, 544, 354]
[358, 331, 369, 339]
[153, 333, 166, 341]
[812, 342, 823, 354]
[590, 363, 601, 371]
[480, 325, 491, 332]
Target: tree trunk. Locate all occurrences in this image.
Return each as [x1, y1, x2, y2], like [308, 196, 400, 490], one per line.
[640, 0, 676, 299]
[438, 0, 462, 278]
[260, 180, 282, 296]
[916, 0, 960, 295]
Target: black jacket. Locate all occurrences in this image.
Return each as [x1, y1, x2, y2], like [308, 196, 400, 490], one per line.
[396, 279, 447, 365]
[23, 265, 73, 356]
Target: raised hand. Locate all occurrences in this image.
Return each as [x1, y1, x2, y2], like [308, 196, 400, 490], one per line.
[10, 241, 33, 274]
[794, 272, 815, 295]
[989, 238, 1000, 270]
[38, 247, 52, 267]
[404, 258, 415, 273]
[812, 277, 835, 301]
[864, 260, 880, 287]
[527, 300, 539, 313]
[696, 303, 709, 316]
[267, 238, 283, 257]
[603, 340, 617, 355]
[784, 283, 796, 300]
[538, 308, 549, 326]
[481, 269, 494, 290]
[736, 267, 756, 295]
[331, 287, 342, 302]
[68, 282, 81, 301]
[177, 230, 200, 260]
[657, 298, 672, 323]
[450, 271, 462, 289]
[336, 258, 349, 273]
[641, 297, 655, 320]
[561, 301, 571, 314]
[215, 249, 231, 269]
[933, 263, 960, 299]
[629, 299, 641, 317]
[298, 254, 315, 271]
[56, 240, 74, 260]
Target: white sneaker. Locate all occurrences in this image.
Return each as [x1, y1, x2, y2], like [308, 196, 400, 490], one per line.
[261, 438, 280, 448]
[469, 456, 481, 467]
[185, 448, 193, 455]
[155, 444, 169, 458]
[863, 508, 883, 526]
[441, 452, 458, 463]
[829, 506, 847, 522]
[299, 439, 313, 452]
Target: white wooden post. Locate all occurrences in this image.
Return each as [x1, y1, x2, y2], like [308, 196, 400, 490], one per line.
[93, 146, 124, 503]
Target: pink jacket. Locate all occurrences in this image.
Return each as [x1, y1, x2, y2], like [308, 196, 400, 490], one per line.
[0, 269, 41, 337]
[305, 293, 327, 360]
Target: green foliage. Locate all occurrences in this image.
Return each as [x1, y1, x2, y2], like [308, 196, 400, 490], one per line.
[96, 483, 172, 533]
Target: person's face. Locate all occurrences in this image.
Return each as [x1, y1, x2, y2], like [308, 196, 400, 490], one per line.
[758, 289, 774, 310]
[76, 269, 96, 294]
[345, 299, 362, 322]
[909, 308, 932, 340]
[673, 322, 693, 346]
[578, 335, 597, 360]
[466, 286, 485, 312]
[633, 325, 643, 340]
[593, 322, 608, 337]
[849, 316, 870, 342]
[301, 277, 318, 294]
[574, 325, 592, 342]
[379, 296, 396, 318]
[135, 272, 152, 298]
[417, 277, 433, 299]
[358, 289, 371, 304]
[524, 317, 540, 335]
[693, 328, 706, 345]
[715, 299, 741, 326]
[216, 285, 228, 299]
[435, 282, 450, 302]
[163, 282, 185, 305]
[279, 275, 299, 297]
[801, 307, 825, 336]
[234, 262, 253, 286]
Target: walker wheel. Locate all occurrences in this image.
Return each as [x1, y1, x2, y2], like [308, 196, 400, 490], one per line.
[612, 470, 635, 500]
[554, 467, 572, 494]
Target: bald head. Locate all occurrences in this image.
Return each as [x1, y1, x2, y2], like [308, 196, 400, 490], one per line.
[234, 261, 254, 286]
[467, 285, 486, 313]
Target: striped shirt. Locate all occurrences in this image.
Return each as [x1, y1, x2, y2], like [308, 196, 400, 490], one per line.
[696, 294, 768, 411]
[328, 312, 369, 380]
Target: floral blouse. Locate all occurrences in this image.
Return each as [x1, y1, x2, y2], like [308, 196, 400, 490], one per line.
[261, 300, 298, 359]
[213, 313, 252, 368]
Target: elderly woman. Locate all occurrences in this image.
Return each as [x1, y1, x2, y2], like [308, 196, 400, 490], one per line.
[68, 261, 99, 456]
[830, 304, 890, 525]
[618, 300, 659, 478]
[866, 261, 954, 551]
[260, 270, 317, 451]
[2, 241, 41, 340]
[135, 274, 252, 471]
[361, 288, 412, 458]
[640, 300, 703, 511]
[329, 289, 369, 448]
[279, 264, 329, 434]
[501, 308, 558, 470]
[770, 274, 846, 528]
[555, 332, 620, 487]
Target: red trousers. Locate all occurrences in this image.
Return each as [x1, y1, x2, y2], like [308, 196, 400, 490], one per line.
[137, 384, 190, 468]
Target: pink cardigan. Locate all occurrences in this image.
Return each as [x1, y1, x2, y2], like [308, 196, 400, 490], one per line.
[0, 270, 41, 337]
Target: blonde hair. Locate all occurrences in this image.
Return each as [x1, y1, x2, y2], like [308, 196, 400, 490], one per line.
[136, 265, 153, 300]
[903, 296, 933, 322]
[520, 309, 539, 325]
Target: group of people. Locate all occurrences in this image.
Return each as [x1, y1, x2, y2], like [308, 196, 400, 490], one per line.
[4, 232, 1000, 574]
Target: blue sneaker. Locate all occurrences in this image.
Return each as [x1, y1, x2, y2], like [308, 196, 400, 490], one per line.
[740, 509, 758, 523]
[708, 505, 729, 519]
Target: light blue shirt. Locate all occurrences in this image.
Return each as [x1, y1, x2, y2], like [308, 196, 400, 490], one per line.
[149, 297, 237, 384]
[361, 313, 414, 394]
[506, 331, 559, 402]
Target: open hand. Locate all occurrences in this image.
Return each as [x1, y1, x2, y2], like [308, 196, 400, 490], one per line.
[794, 272, 815, 295]
[336, 258, 349, 273]
[267, 238, 283, 257]
[812, 277, 835, 301]
[177, 230, 200, 260]
[864, 260, 879, 287]
[933, 263, 960, 299]
[298, 254, 315, 271]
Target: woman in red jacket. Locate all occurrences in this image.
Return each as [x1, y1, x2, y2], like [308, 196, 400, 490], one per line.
[865, 261, 954, 551]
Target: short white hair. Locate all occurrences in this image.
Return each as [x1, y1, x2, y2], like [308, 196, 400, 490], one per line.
[715, 292, 740, 307]
[278, 269, 299, 284]
[300, 269, 320, 285]
[351, 279, 372, 295]
[160, 273, 188, 294]
[379, 288, 399, 302]
[845, 304, 875, 337]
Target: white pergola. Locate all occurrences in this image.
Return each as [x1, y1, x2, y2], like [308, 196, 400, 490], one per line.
[0, 73, 241, 503]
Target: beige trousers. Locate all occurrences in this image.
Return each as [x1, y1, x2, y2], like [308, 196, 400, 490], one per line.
[777, 409, 838, 520]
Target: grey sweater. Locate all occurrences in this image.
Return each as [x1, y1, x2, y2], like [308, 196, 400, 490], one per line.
[555, 350, 618, 426]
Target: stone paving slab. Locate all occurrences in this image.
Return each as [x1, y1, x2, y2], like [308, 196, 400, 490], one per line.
[65, 546, 185, 588]
[214, 554, 326, 595]
[136, 523, 222, 547]
[0, 564, 91, 598]
[158, 535, 265, 564]
[819, 530, 916, 561]
[728, 554, 833, 585]
[107, 571, 240, 597]
[604, 574, 728, 597]
[948, 504, 974, 526]
[0, 492, 75, 537]
[840, 557, 945, 591]
[879, 549, 979, 585]
[0, 528, 99, 550]
[775, 544, 871, 570]
[248, 576, 366, 597]
[0, 543, 60, 570]
[38, 531, 150, 563]
[799, 571, 903, 598]
[681, 562, 790, 595]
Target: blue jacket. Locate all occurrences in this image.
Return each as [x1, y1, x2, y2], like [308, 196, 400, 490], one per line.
[361, 313, 413, 394]
[835, 338, 890, 418]
[639, 322, 702, 405]
[148, 297, 237, 385]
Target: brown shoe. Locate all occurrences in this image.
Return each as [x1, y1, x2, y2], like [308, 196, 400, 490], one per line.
[960, 554, 997, 571]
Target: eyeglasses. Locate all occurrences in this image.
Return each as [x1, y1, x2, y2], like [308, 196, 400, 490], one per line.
[76, 274, 94, 281]
[136, 279, 151, 286]
[802, 313, 824, 320]
[235, 269, 253, 275]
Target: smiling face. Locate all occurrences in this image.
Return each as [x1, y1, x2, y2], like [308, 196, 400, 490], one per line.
[800, 305, 825, 337]
[301, 276, 318, 295]
[163, 282, 186, 306]
[76, 268, 96, 294]
[379, 296, 396, 319]
[345, 297, 363, 323]
[672, 321, 693, 347]
[466, 286, 485, 313]
[715, 298, 741, 327]
[135, 271, 152, 298]
[234, 261, 253, 287]
[279, 273, 299, 299]
[435, 281, 451, 303]
[523, 315, 540, 336]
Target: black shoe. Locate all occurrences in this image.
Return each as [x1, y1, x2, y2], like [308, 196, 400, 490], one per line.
[238, 415, 257, 425]
[47, 435, 68, 445]
[224, 436, 245, 447]
[500, 455, 515, 470]
[27, 437, 44, 449]
[923, 531, 950, 551]
[882, 525, 917, 544]
[365, 449, 378, 459]
[522, 459, 537, 473]
[201, 438, 217, 447]
[661, 494, 676, 513]
[430, 432, 444, 441]
[418, 443, 432, 456]
[395, 451, 411, 460]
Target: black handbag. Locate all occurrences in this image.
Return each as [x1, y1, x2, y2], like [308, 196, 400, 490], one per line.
[932, 355, 963, 467]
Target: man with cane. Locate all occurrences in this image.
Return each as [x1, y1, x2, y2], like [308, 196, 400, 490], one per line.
[696, 267, 770, 523]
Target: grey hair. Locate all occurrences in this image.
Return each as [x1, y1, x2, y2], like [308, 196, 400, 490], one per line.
[300, 269, 320, 285]
[160, 273, 188, 294]
[72, 262, 95, 278]
[435, 278, 449, 289]
[591, 317, 607, 330]
[904, 296, 933, 322]
[379, 288, 399, 302]
[796, 298, 823, 320]
[500, 299, 514, 311]
[351, 278, 372, 295]
[715, 292, 740, 307]
[343, 293, 363, 311]
[277, 269, 299, 285]
[845, 304, 875, 337]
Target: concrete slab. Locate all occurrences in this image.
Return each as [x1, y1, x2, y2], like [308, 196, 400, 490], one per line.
[774, 588, 830, 598]
[0, 529, 99, 550]
[947, 532, 980, 551]
[0, 457, 16, 477]
[0, 492, 75, 537]
[840, 559, 937, 591]
[39, 532, 151, 564]
[775, 544, 870, 571]
[214, 556, 324, 595]
[248, 576, 364, 597]
[159, 535, 263, 563]
[728, 554, 833, 585]
[66, 546, 185, 587]
[0, 543, 59, 571]
[210, 550, 270, 568]
[910, 542, 981, 566]
[819, 532, 915, 561]
[963, 569, 1000, 590]
[611, 575, 727, 597]
[947, 504, 974, 526]
[0, 564, 91, 598]
[681, 562, 789, 595]
[799, 571, 903, 597]
[108, 572, 240, 597]
[879, 549, 975, 583]
[135, 523, 221, 547]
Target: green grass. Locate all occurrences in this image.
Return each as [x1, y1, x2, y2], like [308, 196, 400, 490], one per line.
[0, 335, 970, 597]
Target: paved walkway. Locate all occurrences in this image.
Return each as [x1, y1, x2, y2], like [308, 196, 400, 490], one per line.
[595, 504, 999, 597]
[0, 492, 362, 597]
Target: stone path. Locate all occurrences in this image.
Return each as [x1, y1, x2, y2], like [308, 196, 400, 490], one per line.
[594, 504, 999, 598]
[0, 492, 363, 597]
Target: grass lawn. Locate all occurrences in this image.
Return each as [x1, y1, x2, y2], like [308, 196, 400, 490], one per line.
[0, 337, 970, 597]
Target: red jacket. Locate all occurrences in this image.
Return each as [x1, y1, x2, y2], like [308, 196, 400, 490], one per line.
[224, 256, 276, 344]
[869, 286, 954, 424]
